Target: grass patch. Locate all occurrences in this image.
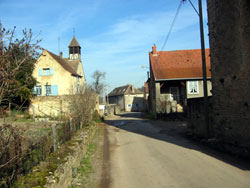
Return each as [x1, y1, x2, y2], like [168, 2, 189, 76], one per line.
[77, 142, 96, 175]
[69, 130, 99, 188]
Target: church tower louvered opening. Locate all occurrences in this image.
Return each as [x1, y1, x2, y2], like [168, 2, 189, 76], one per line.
[68, 36, 81, 61]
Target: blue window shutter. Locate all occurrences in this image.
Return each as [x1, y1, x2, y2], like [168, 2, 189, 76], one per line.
[50, 68, 54, 75]
[51, 85, 58, 95]
[32, 87, 36, 94]
[39, 69, 42, 76]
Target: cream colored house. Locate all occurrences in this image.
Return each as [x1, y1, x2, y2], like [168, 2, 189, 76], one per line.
[108, 84, 145, 112]
[32, 36, 85, 96]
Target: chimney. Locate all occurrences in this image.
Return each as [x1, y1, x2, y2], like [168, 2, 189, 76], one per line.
[152, 44, 157, 56]
[60, 52, 63, 58]
[131, 85, 135, 93]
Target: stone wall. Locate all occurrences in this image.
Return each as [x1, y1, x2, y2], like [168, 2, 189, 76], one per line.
[207, 0, 250, 148]
[187, 97, 213, 137]
[29, 95, 71, 118]
[29, 94, 99, 119]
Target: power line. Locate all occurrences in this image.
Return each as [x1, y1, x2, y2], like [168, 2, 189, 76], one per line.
[188, 0, 199, 16]
[160, 1, 183, 52]
[156, 0, 183, 64]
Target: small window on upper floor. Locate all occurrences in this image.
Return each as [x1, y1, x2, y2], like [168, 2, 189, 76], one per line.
[39, 68, 54, 76]
[43, 68, 50, 76]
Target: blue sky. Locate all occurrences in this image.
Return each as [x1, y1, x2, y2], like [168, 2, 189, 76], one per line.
[0, 0, 209, 92]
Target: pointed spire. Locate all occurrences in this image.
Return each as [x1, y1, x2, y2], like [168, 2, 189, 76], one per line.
[68, 36, 80, 47]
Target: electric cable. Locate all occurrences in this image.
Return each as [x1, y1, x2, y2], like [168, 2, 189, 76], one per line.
[188, 0, 199, 16]
[156, 0, 183, 64]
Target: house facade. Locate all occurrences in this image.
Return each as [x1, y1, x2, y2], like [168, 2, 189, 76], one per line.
[32, 36, 85, 96]
[108, 84, 144, 112]
[148, 45, 212, 116]
[29, 37, 86, 117]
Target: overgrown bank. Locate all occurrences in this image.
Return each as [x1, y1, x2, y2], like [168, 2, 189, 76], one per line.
[69, 124, 104, 188]
[0, 110, 102, 187]
[12, 122, 98, 188]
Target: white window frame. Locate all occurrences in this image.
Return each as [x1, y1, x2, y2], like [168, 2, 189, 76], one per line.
[127, 104, 132, 108]
[187, 81, 199, 94]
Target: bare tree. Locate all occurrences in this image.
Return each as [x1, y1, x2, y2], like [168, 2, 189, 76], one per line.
[0, 124, 23, 186]
[91, 70, 106, 95]
[68, 84, 98, 125]
[0, 23, 41, 111]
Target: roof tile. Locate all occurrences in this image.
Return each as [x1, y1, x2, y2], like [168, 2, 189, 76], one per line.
[109, 84, 143, 96]
[46, 50, 81, 77]
[150, 49, 211, 80]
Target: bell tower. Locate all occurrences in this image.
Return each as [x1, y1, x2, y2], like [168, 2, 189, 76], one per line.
[68, 36, 81, 61]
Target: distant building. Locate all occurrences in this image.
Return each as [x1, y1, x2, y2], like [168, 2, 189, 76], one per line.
[32, 36, 85, 96]
[148, 44, 211, 116]
[108, 84, 144, 112]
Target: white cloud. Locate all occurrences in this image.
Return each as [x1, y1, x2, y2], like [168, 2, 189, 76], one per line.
[83, 4, 209, 89]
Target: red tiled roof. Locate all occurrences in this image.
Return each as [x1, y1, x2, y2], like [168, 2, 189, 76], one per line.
[149, 49, 211, 80]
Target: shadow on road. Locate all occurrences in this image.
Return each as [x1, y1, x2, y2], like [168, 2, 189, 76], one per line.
[105, 112, 250, 171]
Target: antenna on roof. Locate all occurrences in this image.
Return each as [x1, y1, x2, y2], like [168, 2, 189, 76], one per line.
[58, 37, 60, 55]
[73, 28, 75, 36]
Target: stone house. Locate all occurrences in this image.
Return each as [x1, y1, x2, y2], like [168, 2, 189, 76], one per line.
[32, 36, 85, 96]
[108, 84, 144, 112]
[148, 44, 212, 116]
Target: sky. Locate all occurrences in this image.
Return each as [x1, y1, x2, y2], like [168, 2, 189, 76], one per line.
[0, 0, 209, 92]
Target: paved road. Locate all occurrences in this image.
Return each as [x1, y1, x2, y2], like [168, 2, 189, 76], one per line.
[101, 112, 250, 188]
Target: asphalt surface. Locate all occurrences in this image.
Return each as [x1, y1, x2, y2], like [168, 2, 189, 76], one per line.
[101, 112, 250, 188]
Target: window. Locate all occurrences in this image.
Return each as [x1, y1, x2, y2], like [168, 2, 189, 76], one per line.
[74, 47, 79, 53]
[45, 85, 58, 96]
[187, 81, 199, 94]
[43, 68, 50, 75]
[32, 86, 42, 96]
[36, 86, 42, 96]
[39, 68, 54, 76]
[127, 104, 132, 108]
[45, 85, 52, 96]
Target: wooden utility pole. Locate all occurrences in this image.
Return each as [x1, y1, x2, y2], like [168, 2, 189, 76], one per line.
[198, 0, 209, 138]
